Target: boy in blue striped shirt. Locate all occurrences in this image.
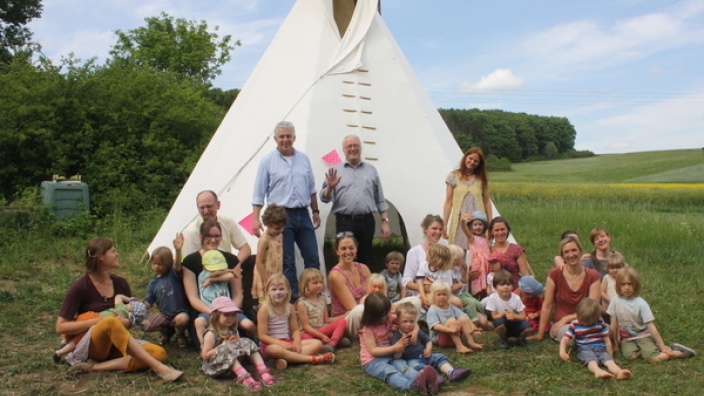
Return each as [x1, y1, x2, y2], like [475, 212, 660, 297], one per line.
[560, 298, 632, 380]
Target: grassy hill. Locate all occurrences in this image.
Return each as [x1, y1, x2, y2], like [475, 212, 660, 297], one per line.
[491, 148, 704, 183]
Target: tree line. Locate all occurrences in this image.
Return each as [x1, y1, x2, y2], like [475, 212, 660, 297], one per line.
[439, 109, 593, 163]
[1, 6, 590, 215]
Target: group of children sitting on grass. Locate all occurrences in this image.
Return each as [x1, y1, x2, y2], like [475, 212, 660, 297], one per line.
[55, 206, 695, 394]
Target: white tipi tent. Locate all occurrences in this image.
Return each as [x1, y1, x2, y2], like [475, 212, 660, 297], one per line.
[147, 0, 490, 265]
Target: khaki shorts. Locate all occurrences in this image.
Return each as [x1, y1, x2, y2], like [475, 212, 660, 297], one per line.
[621, 336, 660, 360]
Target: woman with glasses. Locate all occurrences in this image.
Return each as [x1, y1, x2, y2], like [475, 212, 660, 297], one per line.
[182, 219, 255, 351]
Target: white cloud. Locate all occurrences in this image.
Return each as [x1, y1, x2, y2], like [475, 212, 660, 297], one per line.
[460, 68, 525, 93]
[522, 3, 704, 73]
[576, 93, 704, 153]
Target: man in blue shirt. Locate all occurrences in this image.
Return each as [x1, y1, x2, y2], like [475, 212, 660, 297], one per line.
[320, 135, 391, 265]
[252, 121, 320, 300]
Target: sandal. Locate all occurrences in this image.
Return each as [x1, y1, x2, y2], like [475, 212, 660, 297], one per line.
[237, 373, 262, 391]
[311, 352, 335, 365]
[257, 368, 276, 386]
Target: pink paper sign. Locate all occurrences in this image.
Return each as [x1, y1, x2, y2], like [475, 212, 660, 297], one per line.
[238, 213, 255, 236]
[322, 150, 341, 165]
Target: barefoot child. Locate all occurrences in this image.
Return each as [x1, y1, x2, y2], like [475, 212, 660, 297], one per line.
[391, 301, 472, 383]
[201, 297, 274, 390]
[417, 243, 463, 310]
[381, 251, 406, 303]
[486, 270, 532, 349]
[460, 210, 490, 299]
[252, 204, 287, 303]
[296, 268, 349, 353]
[560, 298, 632, 380]
[53, 294, 148, 362]
[257, 274, 335, 369]
[140, 234, 190, 348]
[449, 244, 490, 331]
[426, 280, 483, 353]
[359, 292, 440, 394]
[608, 267, 695, 363]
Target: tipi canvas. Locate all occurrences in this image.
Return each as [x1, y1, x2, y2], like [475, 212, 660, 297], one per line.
[147, 0, 482, 266]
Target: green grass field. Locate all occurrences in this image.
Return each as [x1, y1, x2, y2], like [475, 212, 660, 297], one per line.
[1, 149, 703, 395]
[492, 148, 704, 183]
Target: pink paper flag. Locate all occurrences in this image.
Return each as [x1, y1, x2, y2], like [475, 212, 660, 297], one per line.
[322, 150, 341, 165]
[238, 213, 255, 236]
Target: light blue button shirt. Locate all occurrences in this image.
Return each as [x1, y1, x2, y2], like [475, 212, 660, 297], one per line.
[252, 149, 316, 208]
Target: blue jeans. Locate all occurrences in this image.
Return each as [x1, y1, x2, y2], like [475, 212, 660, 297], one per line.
[494, 317, 532, 338]
[283, 208, 320, 299]
[406, 353, 450, 372]
[363, 357, 418, 391]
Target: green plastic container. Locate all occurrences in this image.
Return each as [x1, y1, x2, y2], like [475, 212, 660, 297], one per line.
[40, 180, 90, 219]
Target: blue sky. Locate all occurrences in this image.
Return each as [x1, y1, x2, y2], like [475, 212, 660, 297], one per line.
[29, 0, 704, 154]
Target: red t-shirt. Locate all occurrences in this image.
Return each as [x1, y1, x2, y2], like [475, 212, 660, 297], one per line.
[548, 267, 600, 322]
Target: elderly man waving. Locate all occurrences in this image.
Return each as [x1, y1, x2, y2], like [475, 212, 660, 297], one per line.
[320, 135, 391, 266]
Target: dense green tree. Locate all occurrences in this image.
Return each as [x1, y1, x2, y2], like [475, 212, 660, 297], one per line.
[206, 87, 240, 111]
[0, 0, 42, 63]
[439, 108, 579, 162]
[454, 133, 474, 153]
[543, 141, 558, 158]
[109, 12, 238, 86]
[0, 58, 61, 198]
[67, 63, 225, 213]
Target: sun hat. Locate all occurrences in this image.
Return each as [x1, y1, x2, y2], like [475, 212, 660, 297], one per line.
[202, 250, 227, 271]
[210, 296, 242, 313]
[518, 276, 544, 296]
[467, 211, 489, 229]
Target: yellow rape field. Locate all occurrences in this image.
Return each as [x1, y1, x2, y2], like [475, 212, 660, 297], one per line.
[493, 182, 704, 208]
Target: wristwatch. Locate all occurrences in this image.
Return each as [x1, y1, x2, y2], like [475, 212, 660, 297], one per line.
[381, 217, 389, 222]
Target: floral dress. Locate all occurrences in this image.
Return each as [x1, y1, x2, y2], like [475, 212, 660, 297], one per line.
[201, 328, 260, 377]
[446, 171, 486, 247]
[469, 235, 490, 296]
[252, 237, 283, 300]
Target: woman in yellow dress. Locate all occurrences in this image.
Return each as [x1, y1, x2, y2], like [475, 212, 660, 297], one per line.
[443, 147, 492, 247]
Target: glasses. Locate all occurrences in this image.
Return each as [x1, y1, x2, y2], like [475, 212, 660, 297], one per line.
[336, 231, 354, 238]
[204, 234, 222, 240]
